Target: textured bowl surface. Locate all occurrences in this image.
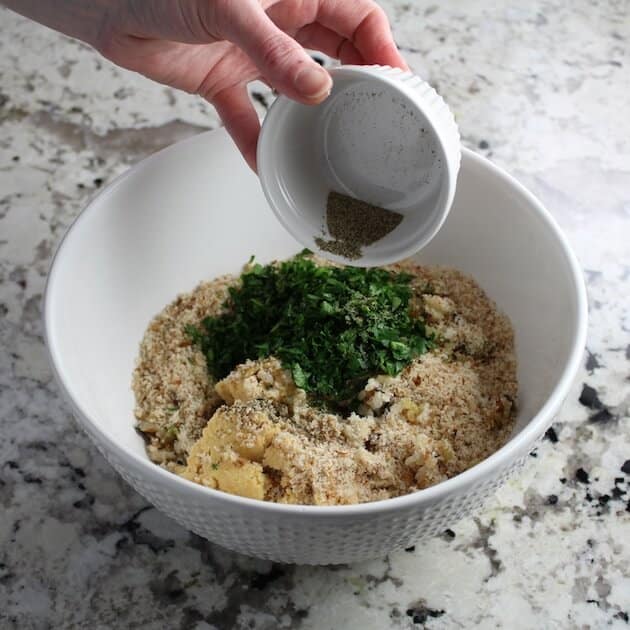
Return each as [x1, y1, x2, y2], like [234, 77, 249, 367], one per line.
[44, 128, 587, 564]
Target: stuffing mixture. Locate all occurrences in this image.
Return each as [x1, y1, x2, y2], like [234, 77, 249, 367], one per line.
[133, 259, 517, 505]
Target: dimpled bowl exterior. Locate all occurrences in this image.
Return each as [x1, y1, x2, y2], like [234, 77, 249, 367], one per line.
[90, 421, 529, 564]
[44, 128, 587, 565]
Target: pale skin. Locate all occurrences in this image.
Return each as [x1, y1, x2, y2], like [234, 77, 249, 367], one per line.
[3, 0, 407, 170]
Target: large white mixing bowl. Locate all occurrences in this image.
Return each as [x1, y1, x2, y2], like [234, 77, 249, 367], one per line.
[44, 128, 587, 564]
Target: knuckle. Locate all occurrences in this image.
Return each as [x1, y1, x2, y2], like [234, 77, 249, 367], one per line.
[368, 3, 388, 24]
[259, 35, 297, 73]
[354, 5, 387, 41]
[197, 70, 225, 101]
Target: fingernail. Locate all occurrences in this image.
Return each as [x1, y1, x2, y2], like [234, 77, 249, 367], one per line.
[294, 65, 332, 100]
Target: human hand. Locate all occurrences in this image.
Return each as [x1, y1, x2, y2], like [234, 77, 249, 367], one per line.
[90, 0, 407, 170]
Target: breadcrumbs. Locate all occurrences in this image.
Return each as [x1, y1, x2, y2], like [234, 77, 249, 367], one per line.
[132, 259, 517, 505]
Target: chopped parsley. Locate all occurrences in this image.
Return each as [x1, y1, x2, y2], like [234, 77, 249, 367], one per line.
[186, 251, 432, 405]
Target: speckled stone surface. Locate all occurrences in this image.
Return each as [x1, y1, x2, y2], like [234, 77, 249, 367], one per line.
[1, 2, 629, 628]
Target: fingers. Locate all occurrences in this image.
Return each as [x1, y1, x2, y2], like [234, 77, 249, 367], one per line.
[316, 0, 407, 69]
[211, 85, 261, 172]
[217, 0, 332, 104]
[295, 23, 363, 65]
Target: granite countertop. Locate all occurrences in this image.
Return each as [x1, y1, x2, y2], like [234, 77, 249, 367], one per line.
[1, 2, 629, 628]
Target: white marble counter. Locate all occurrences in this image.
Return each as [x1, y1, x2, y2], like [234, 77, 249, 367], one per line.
[1, 2, 629, 628]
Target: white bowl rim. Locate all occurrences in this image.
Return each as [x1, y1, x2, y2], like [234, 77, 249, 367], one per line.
[43, 128, 588, 517]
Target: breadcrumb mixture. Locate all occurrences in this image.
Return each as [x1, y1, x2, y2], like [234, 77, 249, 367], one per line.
[132, 259, 517, 505]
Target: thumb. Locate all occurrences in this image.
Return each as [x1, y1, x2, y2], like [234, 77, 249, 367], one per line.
[219, 1, 332, 104]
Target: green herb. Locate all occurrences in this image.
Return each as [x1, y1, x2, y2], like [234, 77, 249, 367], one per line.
[186, 251, 432, 405]
[211, 463, 220, 471]
[164, 425, 178, 439]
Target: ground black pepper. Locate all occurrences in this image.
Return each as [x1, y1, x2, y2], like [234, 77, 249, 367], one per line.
[315, 191, 403, 260]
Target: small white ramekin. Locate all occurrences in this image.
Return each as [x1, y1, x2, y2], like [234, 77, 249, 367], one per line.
[258, 65, 461, 266]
